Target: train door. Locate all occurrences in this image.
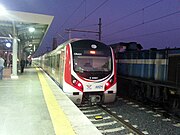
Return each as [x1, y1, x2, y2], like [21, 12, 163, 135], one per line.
[59, 50, 65, 87]
[56, 54, 60, 83]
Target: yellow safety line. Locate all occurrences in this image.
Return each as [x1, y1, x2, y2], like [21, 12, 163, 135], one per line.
[36, 68, 76, 135]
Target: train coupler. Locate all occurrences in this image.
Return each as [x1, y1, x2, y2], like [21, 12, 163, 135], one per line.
[89, 95, 101, 105]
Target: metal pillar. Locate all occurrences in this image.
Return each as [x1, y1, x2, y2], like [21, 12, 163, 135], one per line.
[98, 18, 102, 41]
[11, 21, 18, 79]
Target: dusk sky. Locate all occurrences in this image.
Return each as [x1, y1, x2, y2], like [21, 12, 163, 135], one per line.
[1, 0, 180, 54]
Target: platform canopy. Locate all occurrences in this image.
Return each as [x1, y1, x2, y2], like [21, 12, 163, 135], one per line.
[0, 10, 54, 56]
[0, 10, 54, 79]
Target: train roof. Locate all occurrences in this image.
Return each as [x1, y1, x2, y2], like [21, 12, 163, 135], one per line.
[119, 47, 180, 52]
[109, 42, 143, 51]
[42, 38, 111, 57]
[116, 47, 180, 58]
[47, 38, 80, 56]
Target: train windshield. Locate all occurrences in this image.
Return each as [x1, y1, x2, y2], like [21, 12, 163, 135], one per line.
[73, 53, 112, 79]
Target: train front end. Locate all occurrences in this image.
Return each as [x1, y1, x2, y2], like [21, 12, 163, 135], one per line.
[64, 39, 117, 104]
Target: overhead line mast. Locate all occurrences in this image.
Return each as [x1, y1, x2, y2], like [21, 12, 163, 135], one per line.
[65, 18, 102, 41]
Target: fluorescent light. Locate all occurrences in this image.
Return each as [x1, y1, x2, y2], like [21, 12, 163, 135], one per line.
[29, 27, 35, 33]
[6, 42, 11, 48]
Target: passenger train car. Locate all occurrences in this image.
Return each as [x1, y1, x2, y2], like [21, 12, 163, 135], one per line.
[112, 45, 180, 115]
[34, 39, 117, 104]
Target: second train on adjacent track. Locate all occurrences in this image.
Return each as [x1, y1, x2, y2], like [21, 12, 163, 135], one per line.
[33, 39, 117, 104]
[111, 42, 180, 116]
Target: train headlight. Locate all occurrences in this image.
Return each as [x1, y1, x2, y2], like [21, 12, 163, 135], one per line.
[72, 76, 83, 91]
[105, 76, 114, 91]
[76, 81, 83, 89]
[105, 82, 110, 87]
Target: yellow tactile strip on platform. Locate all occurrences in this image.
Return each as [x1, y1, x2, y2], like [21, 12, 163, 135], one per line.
[37, 68, 76, 135]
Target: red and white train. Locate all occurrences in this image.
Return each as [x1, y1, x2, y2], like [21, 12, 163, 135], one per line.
[33, 39, 117, 104]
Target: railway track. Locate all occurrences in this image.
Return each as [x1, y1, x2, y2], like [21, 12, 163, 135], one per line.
[78, 97, 180, 135]
[78, 104, 145, 135]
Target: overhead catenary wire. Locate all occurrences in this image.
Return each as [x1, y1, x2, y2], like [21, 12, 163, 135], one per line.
[103, 0, 163, 28]
[59, 0, 86, 31]
[55, 0, 85, 41]
[57, 0, 109, 42]
[107, 27, 180, 43]
[72, 0, 110, 29]
[58, 24, 98, 42]
[103, 10, 180, 38]
[79, 23, 98, 29]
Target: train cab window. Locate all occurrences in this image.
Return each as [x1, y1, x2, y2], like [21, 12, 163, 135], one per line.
[73, 55, 112, 79]
[74, 56, 111, 72]
[57, 54, 60, 68]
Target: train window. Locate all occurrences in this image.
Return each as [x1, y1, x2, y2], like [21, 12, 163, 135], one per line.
[156, 51, 165, 59]
[73, 56, 112, 72]
[57, 54, 60, 68]
[73, 55, 112, 79]
[59, 51, 65, 85]
[47, 57, 49, 66]
[50, 56, 53, 68]
[144, 51, 150, 59]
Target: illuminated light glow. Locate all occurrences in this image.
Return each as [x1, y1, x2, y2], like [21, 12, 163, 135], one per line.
[105, 82, 110, 87]
[77, 83, 82, 87]
[91, 44, 97, 49]
[33, 45, 36, 51]
[6, 42, 11, 48]
[90, 50, 96, 54]
[29, 27, 35, 33]
[9, 34, 12, 38]
[0, 5, 7, 16]
[72, 80, 76, 84]
[72, 79, 83, 90]
[28, 55, 31, 58]
[105, 79, 113, 90]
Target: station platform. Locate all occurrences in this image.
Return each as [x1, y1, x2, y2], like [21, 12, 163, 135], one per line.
[0, 67, 102, 135]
